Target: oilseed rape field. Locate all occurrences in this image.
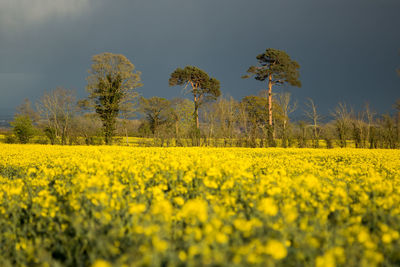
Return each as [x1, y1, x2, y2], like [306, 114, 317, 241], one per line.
[1, 145, 400, 267]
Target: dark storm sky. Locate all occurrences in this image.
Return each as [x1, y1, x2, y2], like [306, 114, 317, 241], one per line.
[0, 0, 399, 117]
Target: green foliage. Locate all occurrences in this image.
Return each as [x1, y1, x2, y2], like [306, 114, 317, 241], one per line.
[241, 95, 268, 126]
[4, 134, 17, 144]
[243, 48, 301, 135]
[240, 96, 278, 147]
[10, 115, 36, 144]
[44, 127, 57, 145]
[169, 66, 221, 131]
[138, 121, 152, 137]
[86, 52, 142, 145]
[169, 66, 221, 103]
[243, 48, 301, 87]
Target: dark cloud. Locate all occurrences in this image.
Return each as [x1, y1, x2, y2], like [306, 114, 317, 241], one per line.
[1, 0, 399, 117]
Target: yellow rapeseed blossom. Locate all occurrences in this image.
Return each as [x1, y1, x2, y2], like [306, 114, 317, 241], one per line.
[180, 199, 208, 224]
[0, 144, 399, 266]
[265, 240, 287, 260]
[91, 260, 112, 267]
[258, 197, 278, 216]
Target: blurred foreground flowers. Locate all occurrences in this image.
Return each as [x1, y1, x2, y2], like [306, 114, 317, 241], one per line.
[0, 144, 400, 266]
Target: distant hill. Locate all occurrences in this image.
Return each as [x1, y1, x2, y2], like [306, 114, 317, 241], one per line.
[0, 108, 13, 128]
[0, 118, 12, 128]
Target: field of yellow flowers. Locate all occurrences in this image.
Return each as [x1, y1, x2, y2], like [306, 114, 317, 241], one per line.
[1, 144, 400, 267]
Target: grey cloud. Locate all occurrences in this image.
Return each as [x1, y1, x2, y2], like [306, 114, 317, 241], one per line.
[0, 0, 92, 31]
[0, 0, 399, 117]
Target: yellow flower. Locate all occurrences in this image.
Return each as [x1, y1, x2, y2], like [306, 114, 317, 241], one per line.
[174, 196, 185, 206]
[216, 232, 229, 244]
[151, 199, 172, 220]
[178, 251, 187, 261]
[382, 233, 392, 243]
[358, 230, 369, 243]
[180, 199, 208, 223]
[316, 253, 335, 267]
[152, 236, 168, 252]
[265, 240, 287, 260]
[258, 198, 278, 216]
[91, 260, 112, 267]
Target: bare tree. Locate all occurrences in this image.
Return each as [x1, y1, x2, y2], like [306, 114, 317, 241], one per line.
[171, 98, 194, 145]
[16, 98, 40, 123]
[394, 99, 400, 145]
[140, 97, 172, 137]
[214, 96, 237, 146]
[275, 92, 296, 147]
[120, 94, 139, 146]
[237, 101, 250, 146]
[304, 98, 321, 148]
[70, 113, 102, 145]
[351, 111, 367, 148]
[36, 88, 76, 145]
[332, 102, 352, 148]
[379, 114, 397, 149]
[364, 103, 376, 148]
[202, 102, 218, 146]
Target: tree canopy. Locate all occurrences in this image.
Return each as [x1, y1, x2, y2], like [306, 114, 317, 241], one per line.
[11, 115, 36, 144]
[169, 66, 220, 130]
[243, 48, 301, 135]
[86, 52, 142, 144]
[244, 48, 301, 86]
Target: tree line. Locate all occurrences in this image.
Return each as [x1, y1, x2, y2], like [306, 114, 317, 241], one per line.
[5, 50, 400, 148]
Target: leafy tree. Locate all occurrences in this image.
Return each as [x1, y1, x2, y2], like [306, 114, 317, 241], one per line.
[243, 48, 301, 137]
[44, 127, 57, 145]
[86, 52, 142, 145]
[11, 115, 36, 144]
[169, 66, 221, 131]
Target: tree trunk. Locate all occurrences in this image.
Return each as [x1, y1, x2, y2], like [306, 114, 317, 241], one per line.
[268, 74, 273, 126]
[104, 119, 113, 145]
[194, 100, 199, 130]
[190, 81, 200, 131]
